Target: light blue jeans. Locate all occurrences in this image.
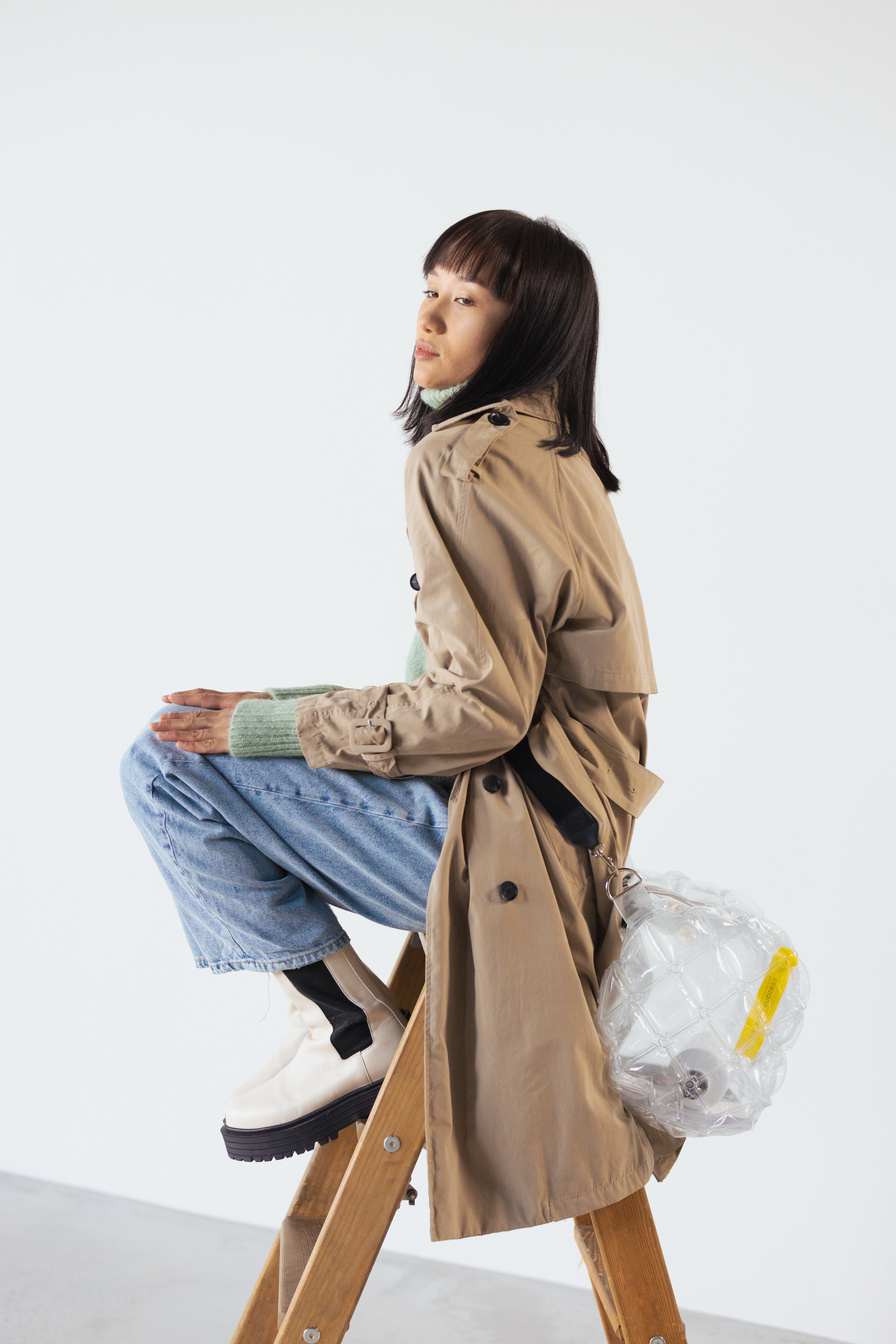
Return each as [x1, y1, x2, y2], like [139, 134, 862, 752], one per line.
[119, 705, 451, 973]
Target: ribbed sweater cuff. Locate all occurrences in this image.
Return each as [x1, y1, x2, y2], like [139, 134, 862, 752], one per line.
[263, 684, 342, 700]
[229, 697, 305, 758]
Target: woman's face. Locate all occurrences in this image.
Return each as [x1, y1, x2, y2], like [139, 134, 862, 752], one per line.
[414, 265, 512, 391]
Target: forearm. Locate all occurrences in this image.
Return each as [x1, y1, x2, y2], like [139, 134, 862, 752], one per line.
[291, 669, 536, 778]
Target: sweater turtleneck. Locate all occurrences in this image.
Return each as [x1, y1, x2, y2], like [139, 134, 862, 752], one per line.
[419, 380, 468, 410]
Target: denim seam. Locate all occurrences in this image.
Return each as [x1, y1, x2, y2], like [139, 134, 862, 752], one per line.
[150, 772, 251, 960]
[237, 787, 450, 830]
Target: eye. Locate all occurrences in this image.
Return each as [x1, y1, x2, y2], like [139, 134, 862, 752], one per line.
[421, 289, 475, 305]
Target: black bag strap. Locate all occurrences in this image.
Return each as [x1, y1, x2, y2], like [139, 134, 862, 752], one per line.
[503, 737, 600, 850]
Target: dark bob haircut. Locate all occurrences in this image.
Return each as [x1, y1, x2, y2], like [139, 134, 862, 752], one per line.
[393, 209, 620, 493]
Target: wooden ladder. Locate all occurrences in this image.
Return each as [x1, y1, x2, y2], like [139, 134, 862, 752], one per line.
[229, 931, 687, 1344]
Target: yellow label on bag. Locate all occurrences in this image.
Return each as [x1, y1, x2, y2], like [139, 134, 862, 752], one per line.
[735, 947, 799, 1060]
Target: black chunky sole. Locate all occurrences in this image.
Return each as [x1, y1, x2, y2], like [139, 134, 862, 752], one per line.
[221, 1078, 385, 1162]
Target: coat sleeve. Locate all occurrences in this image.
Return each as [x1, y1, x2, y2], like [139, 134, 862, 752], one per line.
[292, 422, 579, 778]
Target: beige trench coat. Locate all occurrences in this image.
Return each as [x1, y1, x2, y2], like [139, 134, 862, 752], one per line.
[293, 392, 684, 1241]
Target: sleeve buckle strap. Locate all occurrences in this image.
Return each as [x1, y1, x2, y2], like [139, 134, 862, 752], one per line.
[348, 717, 393, 755]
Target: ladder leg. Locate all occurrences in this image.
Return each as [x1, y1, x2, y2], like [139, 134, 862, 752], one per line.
[278, 1125, 360, 1321]
[277, 932, 427, 1317]
[229, 1228, 281, 1344]
[573, 1212, 621, 1341]
[589, 1186, 688, 1343]
[274, 987, 426, 1344]
[230, 1099, 365, 1342]
[379, 931, 426, 1018]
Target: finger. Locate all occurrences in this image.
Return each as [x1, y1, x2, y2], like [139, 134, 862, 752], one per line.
[172, 737, 229, 754]
[152, 730, 228, 751]
[152, 710, 218, 728]
[154, 723, 212, 741]
[151, 719, 229, 750]
[162, 689, 221, 705]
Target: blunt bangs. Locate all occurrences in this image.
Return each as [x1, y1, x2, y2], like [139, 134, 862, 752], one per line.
[423, 214, 530, 304]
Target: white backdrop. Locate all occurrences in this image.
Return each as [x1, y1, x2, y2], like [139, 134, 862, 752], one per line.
[1, 4, 893, 1341]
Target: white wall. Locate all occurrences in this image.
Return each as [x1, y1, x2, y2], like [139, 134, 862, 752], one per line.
[1, 3, 892, 1341]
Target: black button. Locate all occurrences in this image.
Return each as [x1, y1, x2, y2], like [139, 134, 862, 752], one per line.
[498, 881, 518, 902]
[483, 774, 502, 793]
[409, 573, 420, 590]
[487, 411, 510, 426]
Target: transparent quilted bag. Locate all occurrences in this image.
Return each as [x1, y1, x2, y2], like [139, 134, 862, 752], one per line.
[593, 856, 810, 1139]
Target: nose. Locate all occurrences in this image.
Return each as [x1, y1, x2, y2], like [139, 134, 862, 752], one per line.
[419, 297, 447, 336]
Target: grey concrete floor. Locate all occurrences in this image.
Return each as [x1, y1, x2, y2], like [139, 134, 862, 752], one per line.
[0, 1173, 842, 1344]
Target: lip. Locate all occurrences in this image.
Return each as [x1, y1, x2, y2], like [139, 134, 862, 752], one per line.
[415, 342, 439, 358]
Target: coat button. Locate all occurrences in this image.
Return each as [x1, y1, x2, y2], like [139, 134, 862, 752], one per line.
[483, 774, 502, 793]
[498, 881, 518, 901]
[487, 411, 510, 426]
[409, 573, 420, 590]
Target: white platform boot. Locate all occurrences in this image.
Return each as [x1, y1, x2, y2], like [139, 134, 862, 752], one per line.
[224, 995, 310, 1104]
[221, 942, 408, 1161]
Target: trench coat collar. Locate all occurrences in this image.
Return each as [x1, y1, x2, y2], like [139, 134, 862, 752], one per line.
[430, 387, 560, 432]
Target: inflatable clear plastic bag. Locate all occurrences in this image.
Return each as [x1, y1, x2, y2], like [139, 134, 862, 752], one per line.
[594, 862, 810, 1139]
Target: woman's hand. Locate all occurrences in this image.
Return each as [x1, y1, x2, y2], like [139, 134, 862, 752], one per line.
[150, 689, 270, 755]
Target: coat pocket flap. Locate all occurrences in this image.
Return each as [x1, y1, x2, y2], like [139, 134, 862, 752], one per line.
[584, 732, 663, 818]
[531, 709, 664, 822]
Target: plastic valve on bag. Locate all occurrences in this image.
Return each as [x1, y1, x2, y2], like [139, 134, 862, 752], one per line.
[593, 865, 810, 1139]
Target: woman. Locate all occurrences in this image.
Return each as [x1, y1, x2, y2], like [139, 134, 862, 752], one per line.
[120, 209, 682, 1242]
